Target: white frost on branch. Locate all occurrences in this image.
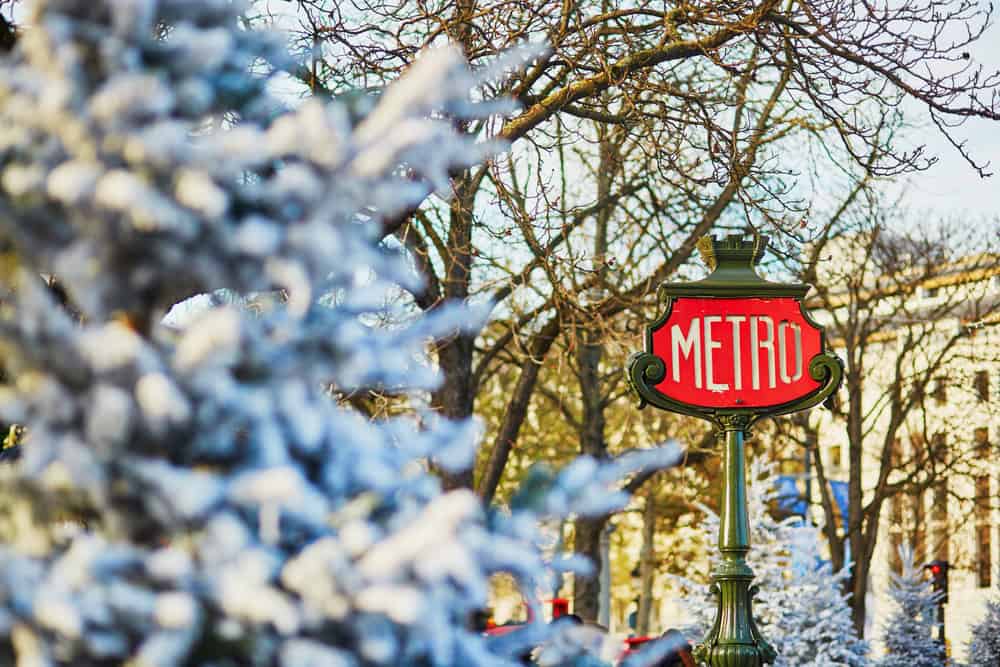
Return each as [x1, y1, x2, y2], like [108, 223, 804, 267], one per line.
[0, 1, 677, 665]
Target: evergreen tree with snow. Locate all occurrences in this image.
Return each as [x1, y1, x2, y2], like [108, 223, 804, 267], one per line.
[775, 524, 869, 666]
[965, 589, 1000, 666]
[0, 1, 678, 664]
[876, 545, 945, 667]
[676, 461, 868, 667]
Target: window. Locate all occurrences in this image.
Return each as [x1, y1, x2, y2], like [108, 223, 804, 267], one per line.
[910, 489, 926, 566]
[932, 377, 948, 404]
[780, 458, 804, 475]
[976, 428, 991, 459]
[975, 371, 991, 403]
[934, 529, 950, 563]
[891, 493, 903, 524]
[932, 479, 949, 562]
[829, 445, 842, 469]
[979, 525, 993, 588]
[976, 475, 992, 588]
[931, 432, 947, 465]
[890, 531, 904, 576]
[932, 480, 948, 523]
[976, 475, 990, 519]
[889, 495, 904, 575]
[890, 437, 903, 467]
[910, 433, 926, 464]
[912, 524, 927, 566]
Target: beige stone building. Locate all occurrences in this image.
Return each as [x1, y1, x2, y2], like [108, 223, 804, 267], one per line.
[806, 254, 1000, 661]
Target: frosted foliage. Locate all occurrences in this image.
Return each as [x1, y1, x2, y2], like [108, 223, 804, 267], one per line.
[967, 593, 1000, 666]
[0, 1, 680, 665]
[676, 462, 869, 667]
[875, 545, 944, 667]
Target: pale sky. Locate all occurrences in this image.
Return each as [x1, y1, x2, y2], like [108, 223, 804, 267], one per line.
[894, 3, 1000, 223]
[898, 115, 1000, 222]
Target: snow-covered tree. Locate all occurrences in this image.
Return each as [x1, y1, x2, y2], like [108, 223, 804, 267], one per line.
[0, 1, 678, 665]
[776, 524, 869, 666]
[676, 462, 868, 667]
[967, 593, 1000, 667]
[876, 545, 944, 667]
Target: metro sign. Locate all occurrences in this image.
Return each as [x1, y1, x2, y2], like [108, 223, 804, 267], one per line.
[650, 297, 823, 408]
[628, 234, 842, 420]
[629, 234, 843, 667]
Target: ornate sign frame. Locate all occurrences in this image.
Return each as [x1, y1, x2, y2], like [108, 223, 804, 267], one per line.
[628, 234, 843, 431]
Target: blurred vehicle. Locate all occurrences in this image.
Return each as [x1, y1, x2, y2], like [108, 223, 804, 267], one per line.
[619, 630, 695, 666]
[481, 598, 572, 637]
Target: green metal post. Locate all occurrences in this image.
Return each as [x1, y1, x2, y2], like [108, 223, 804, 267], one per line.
[694, 417, 775, 667]
[719, 421, 750, 558]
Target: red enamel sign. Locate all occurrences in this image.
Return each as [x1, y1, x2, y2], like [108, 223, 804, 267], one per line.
[650, 297, 823, 408]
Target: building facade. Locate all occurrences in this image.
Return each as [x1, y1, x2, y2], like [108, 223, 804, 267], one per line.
[807, 257, 1000, 661]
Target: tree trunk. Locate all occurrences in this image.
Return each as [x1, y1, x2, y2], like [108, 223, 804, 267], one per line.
[835, 345, 866, 635]
[637, 495, 657, 635]
[433, 335, 476, 490]
[428, 0, 481, 490]
[572, 125, 615, 621]
[0, 14, 15, 53]
[851, 545, 872, 636]
[573, 329, 608, 622]
[478, 317, 561, 503]
[573, 517, 604, 622]
[432, 171, 477, 491]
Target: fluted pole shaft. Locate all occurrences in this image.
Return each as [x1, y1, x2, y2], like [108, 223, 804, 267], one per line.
[719, 425, 750, 557]
[694, 417, 775, 667]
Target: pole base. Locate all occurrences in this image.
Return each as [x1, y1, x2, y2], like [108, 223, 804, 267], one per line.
[692, 569, 776, 667]
[695, 643, 769, 667]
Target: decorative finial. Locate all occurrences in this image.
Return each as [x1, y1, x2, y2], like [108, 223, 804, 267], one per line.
[662, 232, 807, 298]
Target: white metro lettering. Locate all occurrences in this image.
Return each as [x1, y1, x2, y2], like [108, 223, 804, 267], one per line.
[670, 318, 701, 388]
[778, 321, 803, 383]
[704, 316, 727, 391]
[727, 315, 745, 390]
[668, 314, 805, 391]
[750, 315, 776, 390]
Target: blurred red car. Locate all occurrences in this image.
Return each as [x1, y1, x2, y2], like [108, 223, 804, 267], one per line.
[620, 632, 695, 666]
[482, 598, 570, 636]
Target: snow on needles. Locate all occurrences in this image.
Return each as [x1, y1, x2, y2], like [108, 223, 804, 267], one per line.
[0, 1, 681, 665]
